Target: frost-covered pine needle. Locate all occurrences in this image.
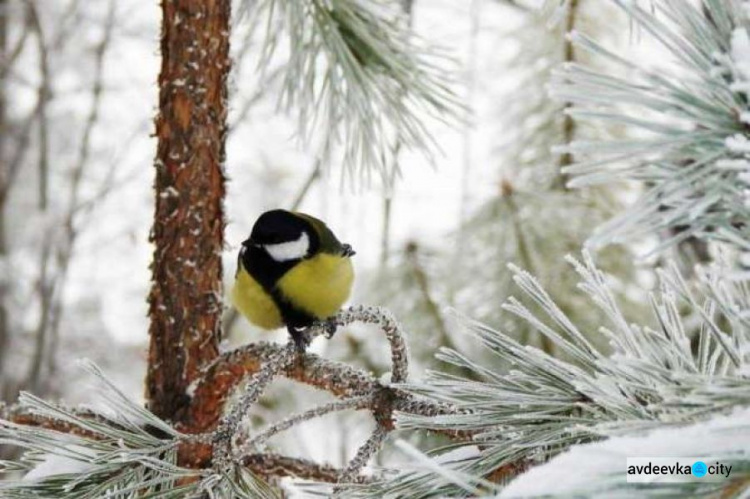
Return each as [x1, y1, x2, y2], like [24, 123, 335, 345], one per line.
[552, 0, 750, 250]
[238, 0, 462, 185]
[0, 362, 274, 498]
[335, 251, 750, 497]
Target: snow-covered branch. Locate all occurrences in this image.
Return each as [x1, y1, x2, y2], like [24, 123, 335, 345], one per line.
[241, 453, 374, 484]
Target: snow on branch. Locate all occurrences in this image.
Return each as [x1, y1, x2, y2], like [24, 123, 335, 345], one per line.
[501, 406, 750, 497]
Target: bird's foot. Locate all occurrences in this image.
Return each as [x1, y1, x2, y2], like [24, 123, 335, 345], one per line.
[288, 326, 311, 353]
[318, 317, 339, 339]
[288, 318, 339, 351]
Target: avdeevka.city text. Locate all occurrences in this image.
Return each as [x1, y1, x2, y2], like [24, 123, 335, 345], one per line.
[628, 462, 732, 478]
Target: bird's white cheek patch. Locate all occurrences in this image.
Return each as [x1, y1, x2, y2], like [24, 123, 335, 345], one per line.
[265, 232, 309, 262]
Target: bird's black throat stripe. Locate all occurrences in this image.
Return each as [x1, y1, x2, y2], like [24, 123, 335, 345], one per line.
[240, 246, 317, 328]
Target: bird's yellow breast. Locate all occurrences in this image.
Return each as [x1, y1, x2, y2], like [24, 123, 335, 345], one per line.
[277, 253, 354, 320]
[232, 253, 354, 330]
[231, 268, 284, 330]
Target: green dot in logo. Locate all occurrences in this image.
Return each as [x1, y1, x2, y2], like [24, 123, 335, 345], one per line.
[692, 461, 707, 477]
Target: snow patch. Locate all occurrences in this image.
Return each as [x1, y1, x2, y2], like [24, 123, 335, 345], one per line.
[725, 134, 750, 154]
[500, 407, 750, 497]
[23, 446, 96, 482]
[731, 27, 750, 81]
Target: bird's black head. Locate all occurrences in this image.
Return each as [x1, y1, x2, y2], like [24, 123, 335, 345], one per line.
[243, 210, 318, 262]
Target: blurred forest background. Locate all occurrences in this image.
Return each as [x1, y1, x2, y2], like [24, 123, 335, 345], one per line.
[0, 0, 742, 492]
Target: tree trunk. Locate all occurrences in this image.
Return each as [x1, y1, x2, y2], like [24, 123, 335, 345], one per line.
[147, 0, 230, 423]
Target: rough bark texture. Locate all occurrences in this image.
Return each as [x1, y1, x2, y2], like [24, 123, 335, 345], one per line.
[147, 0, 230, 423]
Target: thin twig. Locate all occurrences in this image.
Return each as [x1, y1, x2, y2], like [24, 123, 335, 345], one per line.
[22, 0, 54, 395]
[502, 183, 555, 354]
[228, 65, 284, 133]
[404, 242, 451, 348]
[0, 6, 31, 80]
[237, 395, 372, 455]
[458, 0, 480, 233]
[0, 103, 36, 203]
[493, 0, 532, 12]
[242, 453, 374, 484]
[45, 0, 117, 389]
[380, 0, 413, 267]
[212, 341, 300, 466]
[0, 0, 11, 382]
[290, 158, 322, 211]
[554, 0, 578, 189]
[25, 232, 53, 394]
[337, 425, 389, 486]
[25, 0, 50, 210]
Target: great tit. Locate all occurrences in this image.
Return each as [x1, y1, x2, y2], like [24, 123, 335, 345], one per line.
[232, 209, 355, 349]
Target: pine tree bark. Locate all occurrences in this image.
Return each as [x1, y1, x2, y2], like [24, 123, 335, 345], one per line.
[147, 0, 230, 423]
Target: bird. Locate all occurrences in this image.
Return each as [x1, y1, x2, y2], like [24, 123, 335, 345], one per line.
[232, 209, 355, 350]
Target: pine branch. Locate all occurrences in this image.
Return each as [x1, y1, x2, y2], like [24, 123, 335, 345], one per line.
[240, 0, 462, 182]
[0, 307, 464, 496]
[186, 341, 381, 433]
[210, 307, 413, 471]
[211, 342, 299, 466]
[554, 0, 579, 189]
[239, 396, 372, 453]
[242, 453, 373, 484]
[338, 252, 750, 497]
[1, 403, 112, 442]
[187, 306, 414, 433]
[552, 0, 750, 250]
[336, 425, 389, 486]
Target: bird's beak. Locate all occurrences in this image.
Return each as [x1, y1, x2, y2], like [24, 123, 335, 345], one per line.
[241, 239, 257, 248]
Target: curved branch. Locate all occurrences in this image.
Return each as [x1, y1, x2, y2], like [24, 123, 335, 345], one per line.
[212, 342, 298, 465]
[242, 453, 373, 484]
[238, 396, 372, 454]
[185, 341, 380, 432]
[337, 425, 389, 485]
[2, 403, 113, 441]
[210, 306, 411, 465]
[186, 306, 409, 433]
